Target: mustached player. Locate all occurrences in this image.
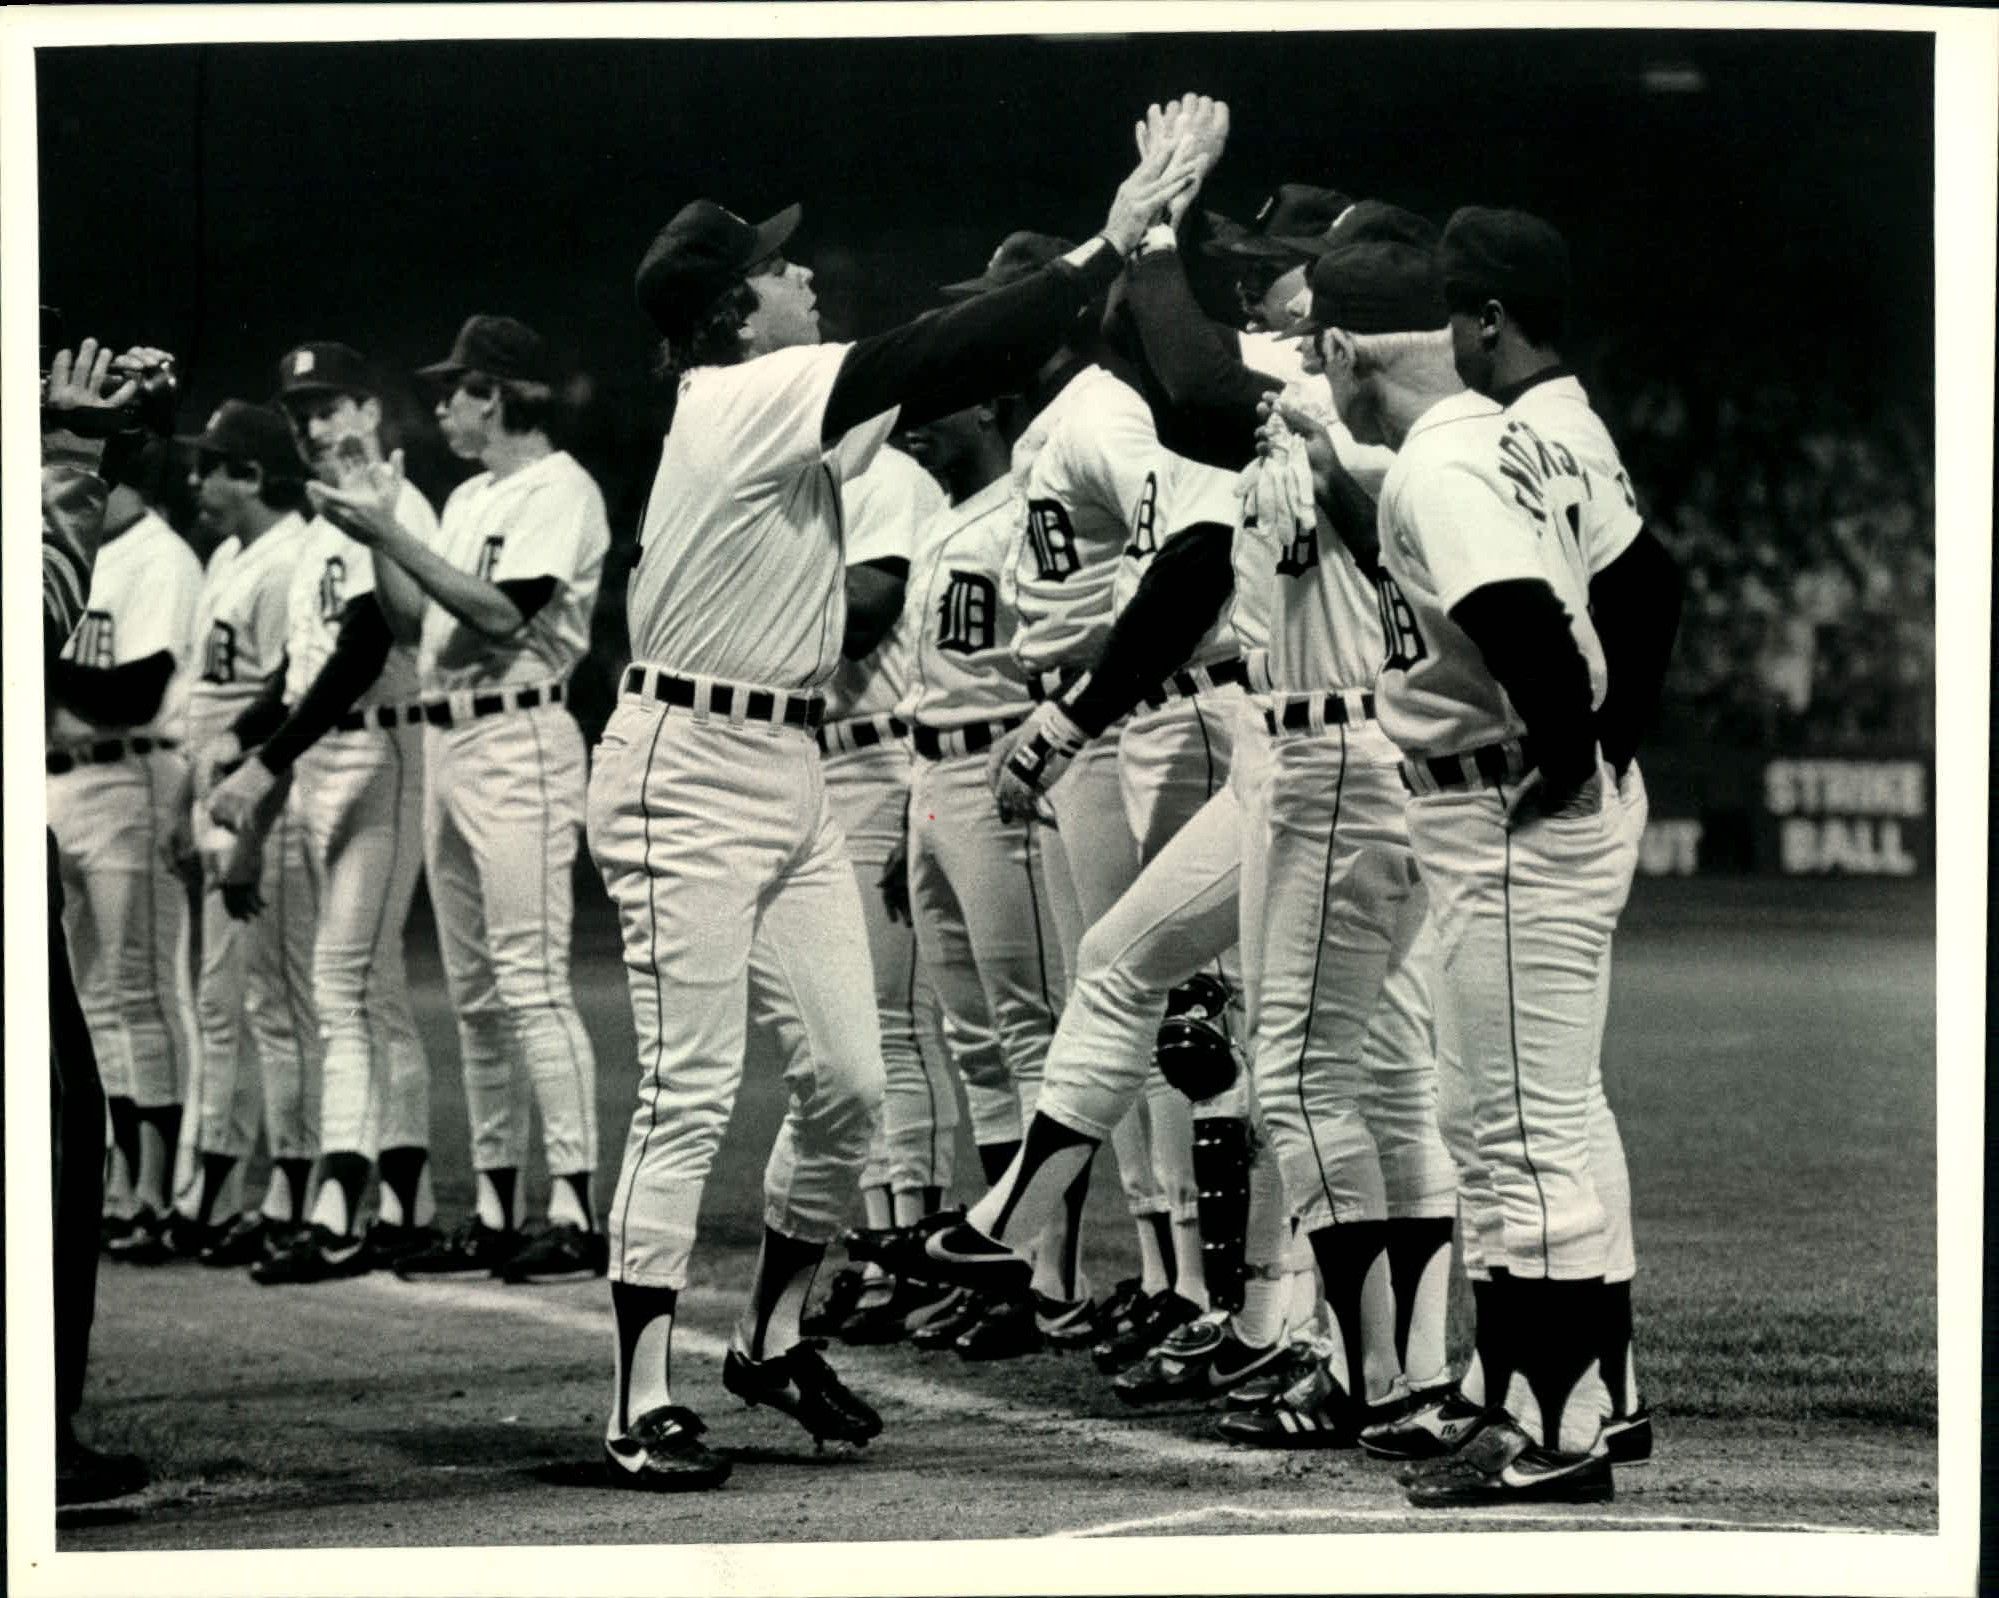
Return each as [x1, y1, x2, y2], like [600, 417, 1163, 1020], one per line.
[589, 130, 1201, 1491]
[205, 341, 442, 1282]
[310, 317, 610, 1285]
[47, 438, 203, 1259]
[172, 404, 321, 1262]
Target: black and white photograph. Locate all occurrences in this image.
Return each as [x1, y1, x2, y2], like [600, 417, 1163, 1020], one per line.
[5, 5, 1989, 1594]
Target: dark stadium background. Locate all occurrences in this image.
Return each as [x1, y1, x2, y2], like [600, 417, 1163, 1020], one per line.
[38, 28, 1937, 869]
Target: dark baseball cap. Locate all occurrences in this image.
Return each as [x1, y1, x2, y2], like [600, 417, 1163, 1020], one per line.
[1242, 198, 1440, 265]
[1298, 241, 1450, 336]
[274, 341, 373, 402]
[417, 315, 555, 387]
[181, 400, 307, 478]
[634, 200, 803, 335]
[1211, 183, 1356, 260]
[1439, 207, 1572, 313]
[940, 231, 1076, 298]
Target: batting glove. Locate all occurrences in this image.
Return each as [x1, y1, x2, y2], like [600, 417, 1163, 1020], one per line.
[990, 700, 1089, 824]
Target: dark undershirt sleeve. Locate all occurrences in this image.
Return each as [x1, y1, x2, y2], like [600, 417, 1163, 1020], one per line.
[842, 558, 910, 661]
[495, 575, 558, 625]
[1449, 578, 1600, 792]
[1125, 249, 1277, 471]
[1063, 523, 1235, 737]
[254, 598, 394, 776]
[824, 249, 1124, 441]
[230, 659, 290, 748]
[1588, 527, 1684, 776]
[51, 651, 175, 730]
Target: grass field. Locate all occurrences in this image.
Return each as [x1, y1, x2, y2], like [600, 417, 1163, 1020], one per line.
[54, 874, 1939, 1549]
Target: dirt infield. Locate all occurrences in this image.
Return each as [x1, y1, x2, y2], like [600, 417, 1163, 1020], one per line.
[53, 877, 1939, 1549]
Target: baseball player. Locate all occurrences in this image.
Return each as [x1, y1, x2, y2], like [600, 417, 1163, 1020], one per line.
[204, 342, 442, 1283]
[1360, 208, 1683, 1471]
[1286, 236, 1622, 1505]
[46, 435, 204, 1261]
[590, 132, 1201, 1491]
[309, 317, 610, 1285]
[169, 403, 322, 1260]
[894, 393, 1080, 1358]
[793, 438, 969, 1340]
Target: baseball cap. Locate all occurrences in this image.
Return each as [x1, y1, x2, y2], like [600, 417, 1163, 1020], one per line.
[1297, 241, 1450, 336]
[181, 400, 308, 478]
[417, 315, 555, 386]
[940, 231, 1076, 298]
[1210, 183, 1355, 260]
[1248, 198, 1441, 266]
[1439, 207, 1572, 314]
[634, 200, 803, 335]
[274, 341, 373, 402]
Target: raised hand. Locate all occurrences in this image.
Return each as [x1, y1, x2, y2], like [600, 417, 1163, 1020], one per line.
[42, 338, 139, 439]
[1102, 102, 1209, 254]
[306, 446, 406, 545]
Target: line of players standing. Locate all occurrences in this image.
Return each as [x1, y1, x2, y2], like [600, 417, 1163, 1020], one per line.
[50, 318, 615, 1292]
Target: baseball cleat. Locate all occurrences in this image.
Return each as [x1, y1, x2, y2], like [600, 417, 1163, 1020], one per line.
[199, 1212, 286, 1268]
[1091, 1277, 1146, 1337]
[838, 1278, 956, 1346]
[1366, 1389, 1494, 1479]
[392, 1218, 524, 1278]
[250, 1222, 371, 1285]
[1215, 1365, 1422, 1449]
[1091, 1289, 1202, 1374]
[909, 1287, 988, 1350]
[497, 1223, 609, 1284]
[602, 1404, 732, 1492]
[1034, 1292, 1099, 1350]
[98, 1212, 137, 1252]
[845, 1213, 1033, 1296]
[1222, 1339, 1325, 1411]
[103, 1208, 173, 1265]
[1403, 1414, 1614, 1507]
[158, 1211, 222, 1260]
[953, 1296, 1044, 1361]
[1111, 1312, 1285, 1406]
[356, 1221, 442, 1272]
[721, 1340, 883, 1447]
[801, 1267, 870, 1339]
[1602, 1405, 1654, 1464]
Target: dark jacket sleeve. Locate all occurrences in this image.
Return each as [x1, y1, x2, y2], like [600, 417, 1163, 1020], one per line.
[1588, 527, 1684, 776]
[1124, 248, 1279, 471]
[824, 249, 1124, 440]
[1449, 578, 1600, 792]
[50, 652, 175, 729]
[1063, 523, 1235, 737]
[253, 598, 394, 776]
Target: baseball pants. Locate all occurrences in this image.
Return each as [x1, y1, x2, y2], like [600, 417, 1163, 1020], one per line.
[822, 739, 958, 1197]
[589, 691, 884, 1290]
[426, 704, 597, 1187]
[48, 750, 199, 1112]
[296, 727, 428, 1162]
[907, 750, 1063, 1151]
[1404, 778, 1626, 1282]
[50, 829, 104, 1426]
[184, 790, 320, 1179]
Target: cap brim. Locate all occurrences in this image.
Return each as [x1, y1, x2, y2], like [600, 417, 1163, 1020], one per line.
[746, 202, 803, 270]
[414, 359, 466, 385]
[1207, 232, 1325, 263]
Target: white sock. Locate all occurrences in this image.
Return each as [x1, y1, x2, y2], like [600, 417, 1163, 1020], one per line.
[548, 1175, 591, 1231]
[1134, 1217, 1170, 1295]
[967, 1142, 1088, 1250]
[475, 1171, 514, 1232]
[1230, 1272, 1286, 1349]
[890, 1188, 925, 1227]
[1358, 1248, 1403, 1404]
[1402, 1235, 1456, 1390]
[1170, 1213, 1208, 1309]
[308, 1181, 350, 1236]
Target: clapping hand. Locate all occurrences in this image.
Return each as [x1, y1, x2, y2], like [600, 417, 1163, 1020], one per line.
[1136, 94, 1230, 227]
[1100, 101, 1210, 255]
[306, 446, 406, 547]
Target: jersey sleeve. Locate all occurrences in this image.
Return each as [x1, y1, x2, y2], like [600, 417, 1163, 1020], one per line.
[116, 536, 203, 663]
[486, 470, 611, 588]
[1576, 415, 1645, 576]
[843, 448, 943, 567]
[683, 343, 855, 489]
[1407, 462, 1547, 614]
[1073, 388, 1162, 530]
[251, 552, 297, 665]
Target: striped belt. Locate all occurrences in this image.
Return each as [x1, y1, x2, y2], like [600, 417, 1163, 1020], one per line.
[1262, 689, 1377, 737]
[816, 713, 909, 755]
[1399, 737, 1534, 796]
[912, 715, 1026, 760]
[1138, 655, 1253, 712]
[334, 701, 429, 734]
[418, 680, 565, 731]
[1025, 666, 1087, 704]
[46, 734, 179, 775]
[622, 664, 824, 732]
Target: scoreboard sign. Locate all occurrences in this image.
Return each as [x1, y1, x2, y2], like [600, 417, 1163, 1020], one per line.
[1760, 757, 1930, 876]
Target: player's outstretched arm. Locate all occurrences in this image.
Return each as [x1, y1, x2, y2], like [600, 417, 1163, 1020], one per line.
[821, 119, 1206, 441]
[49, 651, 177, 728]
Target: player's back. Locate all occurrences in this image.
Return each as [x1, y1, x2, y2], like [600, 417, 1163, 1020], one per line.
[1502, 372, 1643, 579]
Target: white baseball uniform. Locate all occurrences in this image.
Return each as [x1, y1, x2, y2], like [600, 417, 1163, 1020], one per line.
[805, 444, 960, 1203]
[285, 484, 438, 1163]
[419, 449, 607, 1199]
[179, 515, 321, 1198]
[591, 342, 898, 1290]
[1376, 390, 1617, 1299]
[901, 474, 1065, 1161]
[47, 511, 203, 1116]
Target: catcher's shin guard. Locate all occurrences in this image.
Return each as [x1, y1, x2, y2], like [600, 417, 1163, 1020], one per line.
[1192, 1114, 1254, 1314]
[1155, 975, 1240, 1104]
